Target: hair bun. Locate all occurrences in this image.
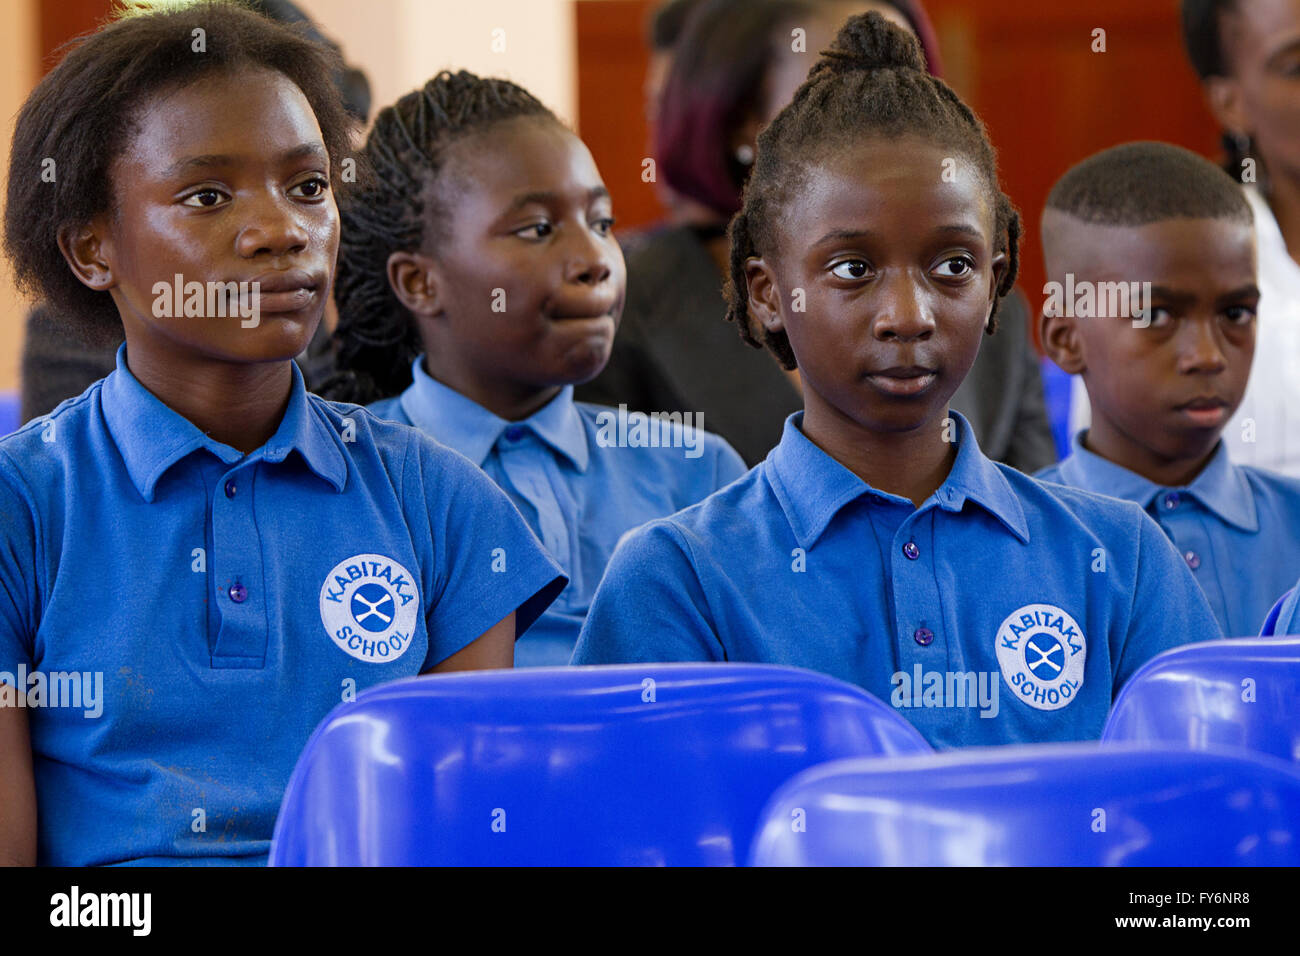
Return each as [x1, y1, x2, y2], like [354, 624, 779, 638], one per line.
[816, 10, 926, 76]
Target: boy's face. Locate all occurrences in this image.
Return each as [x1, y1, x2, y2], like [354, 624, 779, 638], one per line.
[91, 66, 339, 364]
[1040, 213, 1258, 465]
[411, 116, 625, 396]
[745, 136, 1005, 437]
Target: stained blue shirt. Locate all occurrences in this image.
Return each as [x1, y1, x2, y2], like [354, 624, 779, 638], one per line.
[1037, 431, 1300, 637]
[0, 345, 565, 866]
[571, 411, 1220, 749]
[368, 356, 746, 666]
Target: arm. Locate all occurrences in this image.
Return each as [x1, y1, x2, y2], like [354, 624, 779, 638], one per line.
[423, 612, 515, 674]
[0, 697, 36, 865]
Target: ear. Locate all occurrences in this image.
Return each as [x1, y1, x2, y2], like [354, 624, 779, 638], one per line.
[744, 256, 783, 336]
[56, 218, 115, 292]
[1040, 301, 1086, 376]
[986, 251, 1009, 330]
[1205, 76, 1249, 142]
[386, 251, 443, 318]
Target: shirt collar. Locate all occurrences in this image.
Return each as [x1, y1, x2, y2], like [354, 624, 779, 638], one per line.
[102, 343, 348, 502]
[765, 409, 1029, 549]
[398, 355, 590, 472]
[1057, 430, 1257, 532]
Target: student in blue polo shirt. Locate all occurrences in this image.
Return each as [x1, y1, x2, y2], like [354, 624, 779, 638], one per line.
[571, 13, 1221, 749]
[320, 71, 746, 666]
[1035, 142, 1300, 637]
[0, 5, 563, 867]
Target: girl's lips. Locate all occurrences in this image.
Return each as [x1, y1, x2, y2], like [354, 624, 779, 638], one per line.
[256, 287, 317, 313]
[866, 371, 937, 397]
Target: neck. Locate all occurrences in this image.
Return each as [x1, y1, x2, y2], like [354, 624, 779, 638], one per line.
[801, 400, 958, 508]
[1082, 416, 1216, 488]
[1265, 168, 1300, 266]
[422, 355, 561, 422]
[123, 341, 294, 456]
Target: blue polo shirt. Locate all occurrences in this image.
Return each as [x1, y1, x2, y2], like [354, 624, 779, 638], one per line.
[1271, 585, 1300, 634]
[368, 356, 746, 666]
[571, 411, 1220, 749]
[0, 345, 565, 866]
[1036, 432, 1300, 637]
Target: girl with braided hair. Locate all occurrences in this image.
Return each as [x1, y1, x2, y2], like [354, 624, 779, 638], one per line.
[572, 13, 1219, 748]
[325, 71, 745, 666]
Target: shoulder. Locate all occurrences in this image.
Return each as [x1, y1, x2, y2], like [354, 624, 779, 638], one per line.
[577, 402, 742, 464]
[1000, 464, 1150, 538]
[363, 395, 406, 423]
[1239, 463, 1300, 505]
[0, 380, 106, 484]
[625, 464, 771, 556]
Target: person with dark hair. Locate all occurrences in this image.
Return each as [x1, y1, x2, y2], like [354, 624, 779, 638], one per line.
[576, 0, 1054, 472]
[571, 13, 1218, 749]
[1037, 141, 1300, 637]
[16, 0, 370, 424]
[1103, 0, 1300, 476]
[322, 70, 745, 667]
[0, 1, 564, 866]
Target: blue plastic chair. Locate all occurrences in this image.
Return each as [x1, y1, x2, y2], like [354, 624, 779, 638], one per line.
[1102, 638, 1300, 764]
[1260, 588, 1294, 636]
[749, 744, 1300, 866]
[269, 663, 931, 866]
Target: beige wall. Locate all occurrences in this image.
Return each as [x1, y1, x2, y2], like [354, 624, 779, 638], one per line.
[299, 0, 577, 127]
[0, 0, 38, 394]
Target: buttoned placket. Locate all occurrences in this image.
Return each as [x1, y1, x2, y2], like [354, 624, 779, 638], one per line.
[496, 428, 576, 595]
[208, 454, 270, 668]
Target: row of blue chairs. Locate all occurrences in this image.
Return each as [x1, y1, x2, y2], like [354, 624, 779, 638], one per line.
[270, 638, 1300, 866]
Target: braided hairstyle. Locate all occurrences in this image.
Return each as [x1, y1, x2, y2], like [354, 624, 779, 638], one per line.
[723, 12, 1021, 370]
[321, 70, 557, 404]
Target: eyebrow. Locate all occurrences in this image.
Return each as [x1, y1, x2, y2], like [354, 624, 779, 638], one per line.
[813, 223, 984, 245]
[161, 142, 329, 179]
[504, 186, 611, 214]
[1147, 284, 1261, 305]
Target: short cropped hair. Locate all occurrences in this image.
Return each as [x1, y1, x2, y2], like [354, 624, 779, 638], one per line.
[1045, 141, 1253, 227]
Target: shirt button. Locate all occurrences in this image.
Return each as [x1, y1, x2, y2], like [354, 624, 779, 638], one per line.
[228, 583, 247, 603]
[504, 426, 526, 442]
[224, 480, 237, 498]
[1162, 492, 1180, 510]
[1184, 550, 1200, 570]
[902, 541, 920, 560]
[913, 627, 934, 646]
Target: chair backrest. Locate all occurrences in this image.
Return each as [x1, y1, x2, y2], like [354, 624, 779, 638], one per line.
[1102, 638, 1300, 764]
[270, 663, 931, 866]
[1260, 588, 1294, 636]
[0, 392, 19, 439]
[749, 744, 1300, 866]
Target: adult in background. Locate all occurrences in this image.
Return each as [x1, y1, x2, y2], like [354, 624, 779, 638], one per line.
[577, 0, 1055, 471]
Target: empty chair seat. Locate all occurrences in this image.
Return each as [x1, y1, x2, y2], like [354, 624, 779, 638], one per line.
[749, 744, 1300, 866]
[1103, 638, 1300, 764]
[270, 663, 931, 866]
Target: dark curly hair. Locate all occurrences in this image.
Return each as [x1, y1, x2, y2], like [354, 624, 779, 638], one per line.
[3, 0, 354, 332]
[723, 11, 1021, 369]
[319, 70, 559, 405]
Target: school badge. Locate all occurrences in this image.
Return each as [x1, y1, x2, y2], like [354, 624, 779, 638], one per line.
[320, 554, 420, 663]
[994, 603, 1086, 711]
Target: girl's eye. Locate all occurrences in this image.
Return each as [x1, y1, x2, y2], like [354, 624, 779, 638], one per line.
[1224, 305, 1257, 325]
[516, 221, 553, 240]
[181, 188, 227, 208]
[933, 255, 975, 279]
[592, 217, 615, 236]
[289, 177, 329, 199]
[830, 259, 871, 280]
